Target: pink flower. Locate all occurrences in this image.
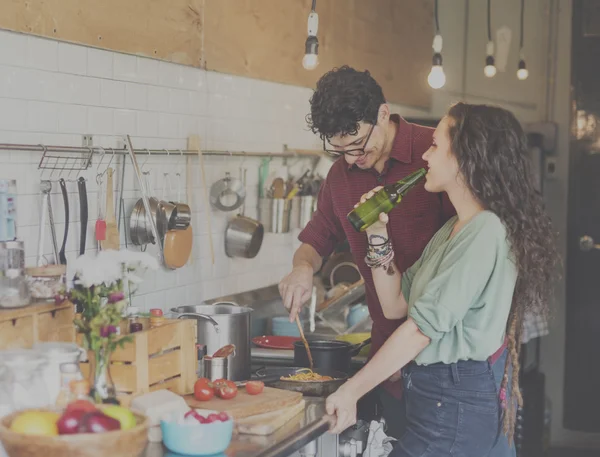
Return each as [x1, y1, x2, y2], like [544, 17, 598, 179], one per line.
[108, 291, 125, 303]
[100, 325, 118, 337]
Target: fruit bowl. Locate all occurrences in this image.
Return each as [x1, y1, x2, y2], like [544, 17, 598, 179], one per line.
[0, 407, 149, 457]
[160, 409, 233, 456]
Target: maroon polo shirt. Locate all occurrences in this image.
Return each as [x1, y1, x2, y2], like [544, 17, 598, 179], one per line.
[299, 115, 456, 398]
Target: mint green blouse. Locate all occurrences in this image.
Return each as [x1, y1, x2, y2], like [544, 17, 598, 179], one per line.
[402, 210, 517, 365]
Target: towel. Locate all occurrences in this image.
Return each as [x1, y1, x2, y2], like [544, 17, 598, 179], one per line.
[363, 419, 397, 457]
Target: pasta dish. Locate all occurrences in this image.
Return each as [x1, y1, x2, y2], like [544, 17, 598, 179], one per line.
[281, 368, 335, 382]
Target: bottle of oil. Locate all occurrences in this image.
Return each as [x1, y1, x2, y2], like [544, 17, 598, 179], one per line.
[347, 168, 427, 232]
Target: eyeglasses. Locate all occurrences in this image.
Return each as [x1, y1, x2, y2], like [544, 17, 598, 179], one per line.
[323, 124, 375, 158]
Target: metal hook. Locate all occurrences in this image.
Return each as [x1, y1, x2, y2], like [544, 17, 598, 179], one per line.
[39, 145, 48, 179]
[141, 148, 151, 172]
[95, 147, 107, 171]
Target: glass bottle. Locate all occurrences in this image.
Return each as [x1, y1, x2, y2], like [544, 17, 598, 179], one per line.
[55, 362, 84, 408]
[346, 168, 427, 232]
[70, 379, 95, 403]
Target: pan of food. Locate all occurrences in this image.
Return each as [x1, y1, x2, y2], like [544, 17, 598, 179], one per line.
[251, 366, 348, 397]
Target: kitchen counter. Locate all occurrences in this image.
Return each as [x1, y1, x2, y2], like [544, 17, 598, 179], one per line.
[142, 397, 335, 457]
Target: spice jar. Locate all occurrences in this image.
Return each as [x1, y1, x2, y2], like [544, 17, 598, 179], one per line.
[25, 264, 66, 301]
[149, 308, 165, 327]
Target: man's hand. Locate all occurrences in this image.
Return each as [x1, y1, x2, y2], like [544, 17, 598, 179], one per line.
[278, 263, 314, 322]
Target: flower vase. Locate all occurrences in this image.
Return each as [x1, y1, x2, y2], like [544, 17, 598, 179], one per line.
[90, 350, 119, 405]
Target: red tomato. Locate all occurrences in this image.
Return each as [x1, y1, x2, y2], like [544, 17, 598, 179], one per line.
[194, 378, 215, 401]
[245, 381, 264, 395]
[217, 412, 230, 422]
[215, 381, 238, 400]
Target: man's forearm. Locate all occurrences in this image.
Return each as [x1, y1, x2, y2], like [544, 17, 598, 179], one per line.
[293, 243, 323, 272]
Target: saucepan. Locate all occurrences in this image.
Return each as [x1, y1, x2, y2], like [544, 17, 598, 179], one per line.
[293, 338, 372, 373]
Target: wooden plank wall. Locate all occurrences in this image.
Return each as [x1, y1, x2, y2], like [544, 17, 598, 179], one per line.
[0, 0, 433, 108]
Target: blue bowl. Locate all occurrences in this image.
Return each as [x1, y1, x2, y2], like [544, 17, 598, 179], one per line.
[160, 409, 234, 456]
[271, 316, 302, 337]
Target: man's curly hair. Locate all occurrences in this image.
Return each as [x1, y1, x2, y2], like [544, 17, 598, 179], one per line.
[306, 66, 386, 140]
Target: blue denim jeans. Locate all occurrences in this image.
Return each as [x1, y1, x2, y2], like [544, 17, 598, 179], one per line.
[391, 359, 500, 457]
[488, 349, 517, 457]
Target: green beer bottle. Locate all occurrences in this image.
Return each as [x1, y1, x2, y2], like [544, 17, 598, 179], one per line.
[347, 168, 427, 232]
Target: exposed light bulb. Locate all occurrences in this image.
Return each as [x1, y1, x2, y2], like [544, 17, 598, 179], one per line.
[484, 54, 496, 78]
[428, 53, 445, 89]
[517, 58, 528, 80]
[303, 11, 319, 71]
[302, 53, 319, 71]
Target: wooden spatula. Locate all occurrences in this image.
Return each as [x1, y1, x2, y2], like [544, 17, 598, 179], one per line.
[101, 168, 120, 250]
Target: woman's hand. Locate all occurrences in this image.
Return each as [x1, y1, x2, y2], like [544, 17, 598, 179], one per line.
[354, 186, 389, 235]
[325, 384, 359, 434]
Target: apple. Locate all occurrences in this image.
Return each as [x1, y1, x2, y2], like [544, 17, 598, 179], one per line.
[78, 411, 121, 433]
[57, 409, 87, 435]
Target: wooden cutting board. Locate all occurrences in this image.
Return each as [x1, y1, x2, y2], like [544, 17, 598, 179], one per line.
[183, 387, 302, 419]
[235, 399, 306, 435]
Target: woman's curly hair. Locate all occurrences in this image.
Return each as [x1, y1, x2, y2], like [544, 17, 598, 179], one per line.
[306, 66, 385, 140]
[447, 102, 560, 442]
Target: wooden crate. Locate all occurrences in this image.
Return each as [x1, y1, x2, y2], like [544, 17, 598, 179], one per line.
[0, 301, 76, 349]
[77, 318, 197, 405]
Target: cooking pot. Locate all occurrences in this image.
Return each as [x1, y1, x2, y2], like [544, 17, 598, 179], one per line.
[224, 216, 264, 258]
[293, 338, 372, 373]
[171, 303, 252, 381]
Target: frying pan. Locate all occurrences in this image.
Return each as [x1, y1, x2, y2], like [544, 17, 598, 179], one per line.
[251, 366, 348, 397]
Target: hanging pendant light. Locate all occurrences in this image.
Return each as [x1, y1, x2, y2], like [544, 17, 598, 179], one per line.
[484, 0, 497, 78]
[302, 0, 319, 71]
[427, 0, 446, 89]
[517, 0, 529, 80]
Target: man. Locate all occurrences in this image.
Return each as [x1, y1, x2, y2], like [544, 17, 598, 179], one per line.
[278, 66, 455, 439]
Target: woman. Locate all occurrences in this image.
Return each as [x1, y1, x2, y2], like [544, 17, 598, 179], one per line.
[325, 103, 559, 456]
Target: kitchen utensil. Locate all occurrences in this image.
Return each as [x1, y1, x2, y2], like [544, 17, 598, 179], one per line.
[95, 174, 106, 249]
[317, 278, 365, 312]
[0, 241, 29, 308]
[251, 335, 300, 350]
[58, 178, 69, 265]
[101, 168, 119, 250]
[126, 135, 163, 262]
[224, 168, 264, 259]
[272, 178, 285, 199]
[163, 224, 193, 269]
[270, 198, 291, 233]
[172, 302, 252, 381]
[160, 173, 177, 229]
[254, 366, 348, 397]
[191, 138, 215, 264]
[293, 338, 372, 374]
[203, 356, 228, 381]
[77, 177, 88, 255]
[330, 261, 361, 287]
[210, 172, 246, 212]
[36, 181, 51, 266]
[295, 315, 313, 370]
[129, 172, 168, 246]
[44, 183, 59, 264]
[184, 386, 302, 419]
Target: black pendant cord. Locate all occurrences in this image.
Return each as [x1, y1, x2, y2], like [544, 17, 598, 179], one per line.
[520, 0, 525, 51]
[434, 0, 440, 34]
[487, 0, 492, 42]
[311, 0, 316, 11]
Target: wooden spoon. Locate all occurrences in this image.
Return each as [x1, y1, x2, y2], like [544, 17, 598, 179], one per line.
[295, 315, 313, 370]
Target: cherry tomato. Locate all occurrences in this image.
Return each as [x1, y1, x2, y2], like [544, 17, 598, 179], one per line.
[217, 412, 230, 422]
[245, 381, 265, 395]
[206, 413, 221, 423]
[215, 381, 238, 400]
[194, 378, 215, 401]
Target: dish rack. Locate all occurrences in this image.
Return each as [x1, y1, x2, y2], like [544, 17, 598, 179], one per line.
[311, 279, 369, 336]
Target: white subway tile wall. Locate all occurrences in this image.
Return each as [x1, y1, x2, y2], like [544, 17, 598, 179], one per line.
[0, 30, 326, 312]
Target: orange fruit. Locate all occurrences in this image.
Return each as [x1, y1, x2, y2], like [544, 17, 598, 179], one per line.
[10, 411, 60, 436]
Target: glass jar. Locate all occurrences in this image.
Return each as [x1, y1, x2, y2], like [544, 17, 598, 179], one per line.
[0, 241, 30, 308]
[0, 349, 50, 409]
[25, 264, 66, 301]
